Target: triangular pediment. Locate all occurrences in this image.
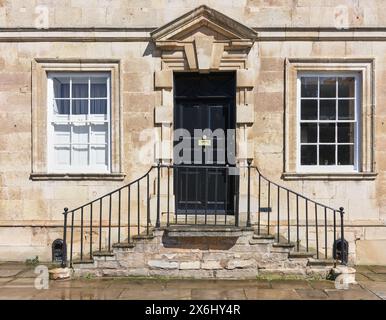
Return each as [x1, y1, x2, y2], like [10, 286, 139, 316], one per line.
[151, 5, 257, 42]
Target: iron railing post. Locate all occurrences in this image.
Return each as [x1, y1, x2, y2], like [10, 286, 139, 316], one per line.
[235, 170, 240, 227]
[156, 160, 161, 228]
[246, 159, 252, 227]
[61, 207, 68, 268]
[339, 207, 346, 265]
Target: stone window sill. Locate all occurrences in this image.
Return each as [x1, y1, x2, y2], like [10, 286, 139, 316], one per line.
[30, 173, 126, 181]
[281, 172, 378, 181]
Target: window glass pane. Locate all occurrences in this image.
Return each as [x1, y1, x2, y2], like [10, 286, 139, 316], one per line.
[53, 99, 70, 115]
[338, 145, 354, 165]
[91, 124, 107, 144]
[301, 77, 318, 97]
[301, 123, 317, 143]
[53, 77, 70, 98]
[320, 77, 336, 97]
[301, 145, 317, 165]
[90, 99, 107, 114]
[72, 100, 88, 115]
[301, 100, 317, 120]
[54, 124, 70, 144]
[72, 77, 88, 98]
[72, 125, 89, 144]
[55, 146, 70, 166]
[319, 145, 335, 165]
[319, 123, 335, 143]
[91, 77, 107, 98]
[320, 99, 336, 120]
[72, 145, 88, 166]
[91, 146, 107, 165]
[338, 100, 355, 120]
[338, 123, 354, 143]
[338, 77, 355, 97]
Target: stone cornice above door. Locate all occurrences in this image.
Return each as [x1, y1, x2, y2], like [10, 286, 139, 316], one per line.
[151, 5, 257, 72]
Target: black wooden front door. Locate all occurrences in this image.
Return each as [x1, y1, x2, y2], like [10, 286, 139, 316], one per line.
[173, 72, 236, 215]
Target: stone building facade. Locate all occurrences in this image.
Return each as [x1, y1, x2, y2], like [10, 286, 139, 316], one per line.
[0, 0, 385, 267]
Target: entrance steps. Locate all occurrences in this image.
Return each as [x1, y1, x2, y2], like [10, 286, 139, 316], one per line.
[72, 227, 336, 279]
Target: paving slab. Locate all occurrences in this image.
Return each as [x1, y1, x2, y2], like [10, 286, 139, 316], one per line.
[191, 289, 246, 300]
[2, 278, 36, 288]
[270, 280, 311, 290]
[308, 280, 336, 290]
[0, 288, 42, 300]
[105, 279, 167, 290]
[296, 289, 329, 300]
[244, 288, 301, 300]
[359, 281, 386, 299]
[0, 269, 25, 278]
[367, 266, 386, 274]
[324, 288, 380, 300]
[166, 279, 271, 290]
[119, 288, 191, 300]
[355, 273, 371, 282]
[0, 278, 13, 286]
[36, 288, 124, 300]
[361, 273, 386, 282]
[51, 279, 114, 289]
[354, 265, 374, 273]
[17, 269, 39, 278]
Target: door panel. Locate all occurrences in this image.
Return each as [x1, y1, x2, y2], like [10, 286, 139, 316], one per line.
[173, 73, 236, 215]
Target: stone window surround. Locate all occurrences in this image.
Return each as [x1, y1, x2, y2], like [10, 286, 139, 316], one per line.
[283, 58, 377, 181]
[30, 58, 125, 181]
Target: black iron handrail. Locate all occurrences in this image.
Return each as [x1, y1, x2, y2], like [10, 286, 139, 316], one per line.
[61, 161, 346, 268]
[61, 165, 157, 267]
[249, 162, 345, 263]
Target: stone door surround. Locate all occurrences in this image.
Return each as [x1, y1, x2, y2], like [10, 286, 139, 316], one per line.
[152, 5, 258, 164]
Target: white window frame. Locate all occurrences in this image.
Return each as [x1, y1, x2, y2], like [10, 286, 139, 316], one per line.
[296, 72, 361, 173]
[47, 72, 111, 174]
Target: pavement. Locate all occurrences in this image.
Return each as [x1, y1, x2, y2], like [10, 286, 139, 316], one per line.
[0, 262, 385, 300]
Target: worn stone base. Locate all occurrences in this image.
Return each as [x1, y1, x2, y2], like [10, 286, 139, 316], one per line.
[72, 228, 340, 279]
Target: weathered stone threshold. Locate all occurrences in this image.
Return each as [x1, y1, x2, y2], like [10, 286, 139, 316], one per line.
[164, 225, 252, 237]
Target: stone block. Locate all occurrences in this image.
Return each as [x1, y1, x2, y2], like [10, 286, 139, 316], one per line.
[155, 70, 173, 88]
[236, 104, 254, 124]
[226, 259, 256, 269]
[97, 260, 120, 269]
[236, 69, 254, 88]
[179, 261, 201, 270]
[148, 260, 179, 269]
[201, 260, 223, 270]
[215, 268, 257, 279]
[155, 106, 173, 124]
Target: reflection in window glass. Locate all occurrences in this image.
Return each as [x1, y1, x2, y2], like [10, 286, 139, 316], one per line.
[301, 100, 318, 120]
[301, 77, 318, 97]
[299, 75, 357, 169]
[320, 77, 336, 97]
[49, 73, 110, 172]
[301, 145, 317, 165]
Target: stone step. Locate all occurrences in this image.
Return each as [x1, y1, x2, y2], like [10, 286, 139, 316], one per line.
[272, 242, 295, 248]
[92, 250, 115, 257]
[112, 242, 136, 249]
[288, 251, 316, 259]
[165, 225, 243, 237]
[72, 259, 94, 265]
[132, 234, 155, 240]
[252, 234, 275, 240]
[249, 238, 274, 245]
[307, 258, 336, 266]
